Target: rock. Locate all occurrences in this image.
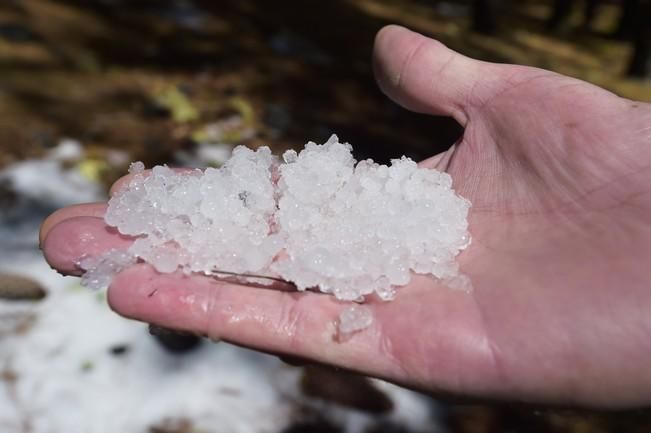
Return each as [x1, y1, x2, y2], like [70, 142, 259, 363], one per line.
[148, 325, 202, 354]
[0, 179, 18, 209]
[279, 419, 341, 433]
[149, 418, 194, 433]
[300, 365, 393, 414]
[0, 273, 47, 301]
[365, 422, 415, 433]
[108, 344, 130, 356]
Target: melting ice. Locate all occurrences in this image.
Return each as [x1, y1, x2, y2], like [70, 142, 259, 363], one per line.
[81, 135, 472, 333]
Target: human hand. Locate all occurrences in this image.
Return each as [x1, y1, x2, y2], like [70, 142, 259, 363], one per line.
[41, 25, 651, 408]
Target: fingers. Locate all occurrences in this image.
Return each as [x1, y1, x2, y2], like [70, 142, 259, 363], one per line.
[108, 264, 396, 375]
[41, 216, 133, 275]
[373, 25, 495, 125]
[40, 211, 398, 376]
[39, 202, 107, 245]
[40, 166, 191, 242]
[40, 167, 194, 246]
[40, 209, 394, 374]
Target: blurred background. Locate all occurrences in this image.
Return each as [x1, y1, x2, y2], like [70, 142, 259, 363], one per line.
[0, 0, 650, 432]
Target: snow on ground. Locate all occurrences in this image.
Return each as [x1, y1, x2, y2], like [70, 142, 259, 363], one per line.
[0, 141, 440, 433]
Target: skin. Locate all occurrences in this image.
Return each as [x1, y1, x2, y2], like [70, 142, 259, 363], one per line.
[41, 25, 651, 409]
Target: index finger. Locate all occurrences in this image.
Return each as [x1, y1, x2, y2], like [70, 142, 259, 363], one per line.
[39, 203, 107, 245]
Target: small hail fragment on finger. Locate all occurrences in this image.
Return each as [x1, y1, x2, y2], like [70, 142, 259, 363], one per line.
[77, 249, 137, 290]
[128, 161, 145, 174]
[80, 135, 472, 335]
[337, 304, 374, 337]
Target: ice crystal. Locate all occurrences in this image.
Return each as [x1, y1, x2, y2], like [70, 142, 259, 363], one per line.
[84, 135, 472, 333]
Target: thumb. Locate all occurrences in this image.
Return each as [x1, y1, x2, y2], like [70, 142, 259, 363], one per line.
[373, 25, 501, 126]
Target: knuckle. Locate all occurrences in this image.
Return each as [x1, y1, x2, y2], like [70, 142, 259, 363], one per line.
[278, 295, 309, 351]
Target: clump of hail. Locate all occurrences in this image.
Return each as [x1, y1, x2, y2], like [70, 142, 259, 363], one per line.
[79, 135, 472, 335]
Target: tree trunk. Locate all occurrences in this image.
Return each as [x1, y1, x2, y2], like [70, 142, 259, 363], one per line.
[472, 0, 499, 35]
[615, 0, 640, 40]
[583, 0, 600, 27]
[548, 0, 574, 30]
[626, 1, 651, 77]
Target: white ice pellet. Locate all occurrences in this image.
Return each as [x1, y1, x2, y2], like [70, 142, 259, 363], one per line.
[271, 136, 471, 301]
[78, 249, 136, 290]
[128, 161, 145, 174]
[282, 149, 298, 163]
[82, 135, 472, 333]
[104, 146, 280, 276]
[338, 305, 374, 335]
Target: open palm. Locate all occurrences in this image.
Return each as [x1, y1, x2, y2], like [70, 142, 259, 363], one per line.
[42, 26, 651, 408]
